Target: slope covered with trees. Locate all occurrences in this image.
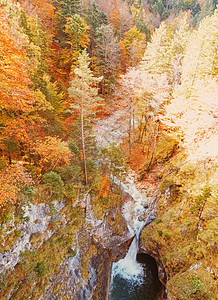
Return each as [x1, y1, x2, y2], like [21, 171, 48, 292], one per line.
[117, 7, 218, 300]
[0, 0, 217, 299]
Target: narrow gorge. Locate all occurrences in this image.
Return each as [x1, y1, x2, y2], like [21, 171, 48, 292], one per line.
[0, 0, 217, 299]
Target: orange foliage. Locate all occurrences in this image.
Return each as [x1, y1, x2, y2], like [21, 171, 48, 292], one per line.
[0, 9, 33, 113]
[119, 40, 129, 71]
[97, 174, 111, 199]
[34, 137, 72, 173]
[0, 163, 34, 208]
[0, 8, 38, 157]
[19, 0, 55, 24]
[111, 10, 120, 33]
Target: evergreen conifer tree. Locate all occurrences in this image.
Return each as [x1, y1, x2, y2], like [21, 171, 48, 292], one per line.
[68, 50, 103, 185]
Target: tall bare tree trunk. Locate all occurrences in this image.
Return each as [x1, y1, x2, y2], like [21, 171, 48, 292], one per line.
[129, 100, 132, 154]
[133, 107, 135, 131]
[81, 97, 88, 185]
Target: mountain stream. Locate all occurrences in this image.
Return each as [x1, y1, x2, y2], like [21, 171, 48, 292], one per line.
[108, 178, 162, 300]
[95, 111, 163, 300]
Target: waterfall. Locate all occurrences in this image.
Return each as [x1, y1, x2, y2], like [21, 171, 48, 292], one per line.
[109, 176, 148, 298]
[110, 234, 144, 285]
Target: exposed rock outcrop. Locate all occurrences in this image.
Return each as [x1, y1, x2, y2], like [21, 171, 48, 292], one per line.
[138, 244, 167, 299]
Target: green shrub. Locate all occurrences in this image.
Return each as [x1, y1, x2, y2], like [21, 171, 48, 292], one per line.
[178, 275, 204, 300]
[162, 256, 167, 263]
[34, 262, 46, 277]
[189, 276, 204, 293]
[68, 248, 77, 257]
[190, 186, 212, 215]
[87, 157, 98, 182]
[18, 207, 30, 223]
[69, 141, 81, 158]
[63, 183, 78, 199]
[164, 233, 171, 240]
[157, 230, 163, 236]
[43, 171, 64, 199]
[48, 203, 59, 224]
[2, 205, 13, 224]
[156, 218, 162, 224]
[14, 229, 22, 238]
[100, 143, 129, 182]
[21, 185, 35, 201]
[57, 165, 82, 183]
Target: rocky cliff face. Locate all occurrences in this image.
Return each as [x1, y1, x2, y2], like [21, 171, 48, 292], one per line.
[0, 191, 134, 299]
[138, 158, 218, 300]
[40, 194, 134, 300]
[0, 201, 64, 275]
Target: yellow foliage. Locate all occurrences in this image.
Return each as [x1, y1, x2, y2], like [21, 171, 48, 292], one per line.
[35, 137, 72, 172]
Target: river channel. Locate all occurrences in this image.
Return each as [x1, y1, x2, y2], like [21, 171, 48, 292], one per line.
[95, 112, 164, 300]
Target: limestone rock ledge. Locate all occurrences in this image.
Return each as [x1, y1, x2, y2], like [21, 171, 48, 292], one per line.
[0, 192, 134, 299]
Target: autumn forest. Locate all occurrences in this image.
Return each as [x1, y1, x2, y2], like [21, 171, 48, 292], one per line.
[0, 0, 217, 299]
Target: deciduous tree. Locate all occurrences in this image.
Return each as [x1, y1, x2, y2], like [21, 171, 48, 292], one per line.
[34, 136, 72, 173]
[164, 10, 218, 160]
[0, 162, 33, 208]
[120, 25, 146, 68]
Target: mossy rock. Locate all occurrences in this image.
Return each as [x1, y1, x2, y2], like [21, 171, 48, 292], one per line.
[106, 210, 126, 236]
[81, 243, 97, 282]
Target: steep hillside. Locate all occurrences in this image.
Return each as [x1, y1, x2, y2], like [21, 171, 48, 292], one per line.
[0, 0, 217, 299]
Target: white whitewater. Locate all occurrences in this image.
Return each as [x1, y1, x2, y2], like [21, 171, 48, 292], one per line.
[110, 176, 148, 286]
[111, 235, 143, 284]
